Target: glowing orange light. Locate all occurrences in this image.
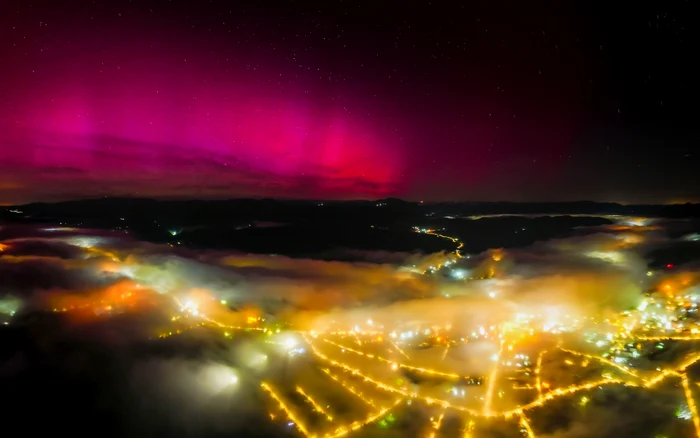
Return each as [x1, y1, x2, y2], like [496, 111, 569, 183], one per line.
[682, 375, 700, 438]
[519, 413, 537, 438]
[492, 249, 504, 261]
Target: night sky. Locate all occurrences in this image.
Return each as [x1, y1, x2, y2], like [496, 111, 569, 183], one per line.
[0, 1, 697, 204]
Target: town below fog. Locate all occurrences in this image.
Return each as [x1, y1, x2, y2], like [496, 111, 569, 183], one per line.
[3, 199, 700, 437]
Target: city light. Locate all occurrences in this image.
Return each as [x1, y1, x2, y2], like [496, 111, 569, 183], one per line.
[452, 269, 467, 279]
[15, 220, 700, 438]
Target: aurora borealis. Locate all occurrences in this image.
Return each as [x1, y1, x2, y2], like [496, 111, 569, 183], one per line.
[1, 36, 403, 202]
[0, 0, 697, 203]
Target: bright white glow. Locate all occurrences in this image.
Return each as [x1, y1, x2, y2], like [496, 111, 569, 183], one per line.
[451, 269, 467, 279]
[586, 250, 625, 264]
[202, 365, 240, 392]
[67, 236, 103, 248]
[288, 348, 306, 357]
[624, 218, 650, 227]
[0, 297, 21, 317]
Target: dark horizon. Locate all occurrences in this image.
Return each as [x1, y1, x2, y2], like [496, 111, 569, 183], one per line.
[7, 195, 700, 208]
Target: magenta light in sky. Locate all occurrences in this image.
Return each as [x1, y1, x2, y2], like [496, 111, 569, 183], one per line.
[0, 40, 404, 204]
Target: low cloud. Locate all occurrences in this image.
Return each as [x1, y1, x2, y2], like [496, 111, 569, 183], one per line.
[0, 219, 697, 437]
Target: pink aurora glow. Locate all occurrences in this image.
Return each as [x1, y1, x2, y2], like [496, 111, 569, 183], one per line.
[0, 43, 404, 203]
